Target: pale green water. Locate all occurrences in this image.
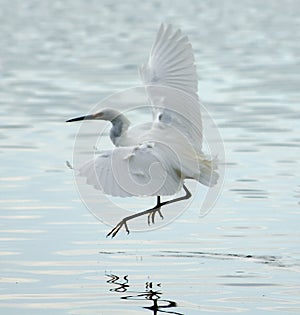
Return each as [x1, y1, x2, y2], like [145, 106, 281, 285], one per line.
[0, 1, 300, 314]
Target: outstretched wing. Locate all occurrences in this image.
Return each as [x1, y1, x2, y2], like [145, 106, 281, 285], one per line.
[77, 143, 182, 198]
[139, 24, 202, 152]
[139, 23, 198, 97]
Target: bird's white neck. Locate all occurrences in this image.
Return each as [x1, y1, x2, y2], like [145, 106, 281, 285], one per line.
[110, 113, 131, 146]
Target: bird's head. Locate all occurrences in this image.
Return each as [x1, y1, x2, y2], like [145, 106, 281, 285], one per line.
[66, 108, 122, 123]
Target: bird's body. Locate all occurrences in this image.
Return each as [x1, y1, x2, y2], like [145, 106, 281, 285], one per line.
[66, 24, 219, 237]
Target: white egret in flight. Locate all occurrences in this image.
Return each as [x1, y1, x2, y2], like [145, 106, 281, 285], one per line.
[66, 24, 219, 237]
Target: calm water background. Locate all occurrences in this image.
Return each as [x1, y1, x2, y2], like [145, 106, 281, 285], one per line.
[0, 0, 300, 314]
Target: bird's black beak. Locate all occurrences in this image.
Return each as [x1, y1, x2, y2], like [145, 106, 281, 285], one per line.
[66, 114, 95, 123]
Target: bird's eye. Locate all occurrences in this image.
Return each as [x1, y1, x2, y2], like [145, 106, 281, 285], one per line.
[158, 114, 163, 120]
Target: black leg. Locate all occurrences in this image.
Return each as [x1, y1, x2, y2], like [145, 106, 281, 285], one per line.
[147, 196, 163, 225]
[106, 184, 192, 238]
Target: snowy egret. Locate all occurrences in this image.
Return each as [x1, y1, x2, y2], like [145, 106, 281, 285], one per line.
[66, 24, 219, 237]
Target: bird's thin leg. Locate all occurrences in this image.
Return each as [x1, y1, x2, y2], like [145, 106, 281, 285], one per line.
[106, 184, 191, 238]
[148, 196, 163, 225]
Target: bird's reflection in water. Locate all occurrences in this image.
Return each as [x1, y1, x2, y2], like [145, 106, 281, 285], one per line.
[106, 274, 183, 315]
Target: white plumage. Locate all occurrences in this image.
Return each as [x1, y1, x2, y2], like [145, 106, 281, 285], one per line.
[67, 23, 218, 198]
[139, 23, 202, 153]
[78, 142, 182, 198]
[66, 24, 219, 236]
[139, 23, 198, 97]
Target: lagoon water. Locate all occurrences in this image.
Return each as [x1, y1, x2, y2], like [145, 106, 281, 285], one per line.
[0, 1, 299, 314]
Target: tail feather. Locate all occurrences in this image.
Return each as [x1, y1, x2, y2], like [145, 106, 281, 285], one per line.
[198, 156, 219, 187]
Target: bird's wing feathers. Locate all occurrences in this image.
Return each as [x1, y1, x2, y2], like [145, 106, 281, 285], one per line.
[139, 24, 202, 152]
[78, 143, 182, 198]
[139, 23, 198, 96]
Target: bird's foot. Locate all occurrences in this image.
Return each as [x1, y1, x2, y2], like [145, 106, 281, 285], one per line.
[106, 204, 164, 238]
[147, 207, 164, 225]
[106, 219, 130, 238]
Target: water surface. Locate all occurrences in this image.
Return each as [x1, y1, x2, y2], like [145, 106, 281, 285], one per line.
[0, 1, 299, 314]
